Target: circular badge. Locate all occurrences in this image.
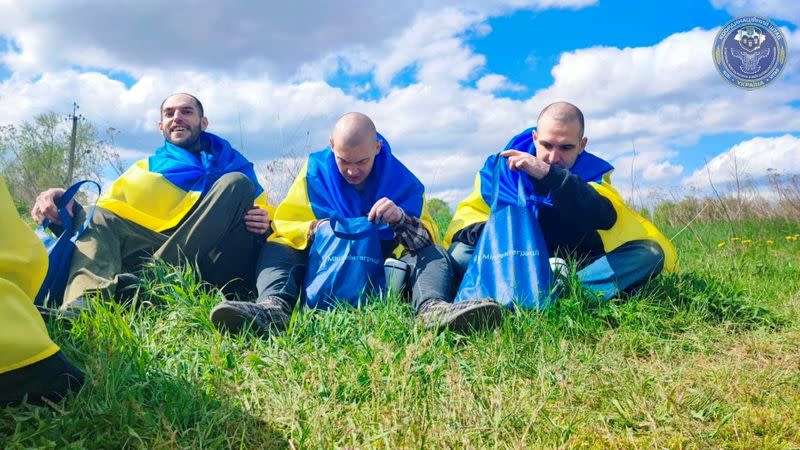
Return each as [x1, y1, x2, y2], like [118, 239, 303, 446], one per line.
[712, 16, 788, 90]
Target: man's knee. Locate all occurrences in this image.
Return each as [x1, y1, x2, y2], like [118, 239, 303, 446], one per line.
[447, 241, 474, 277]
[617, 239, 665, 279]
[88, 207, 121, 229]
[212, 172, 254, 199]
[638, 240, 665, 275]
[401, 244, 455, 272]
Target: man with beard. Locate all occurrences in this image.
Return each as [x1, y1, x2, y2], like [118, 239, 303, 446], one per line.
[445, 102, 677, 302]
[31, 93, 273, 315]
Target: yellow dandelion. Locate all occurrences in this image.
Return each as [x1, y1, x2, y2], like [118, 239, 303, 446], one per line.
[787, 236, 794, 241]
[742, 239, 752, 244]
[766, 240, 774, 245]
[717, 242, 726, 248]
[731, 237, 740, 242]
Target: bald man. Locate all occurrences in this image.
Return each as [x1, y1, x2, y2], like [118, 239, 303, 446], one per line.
[210, 112, 502, 334]
[445, 102, 677, 302]
[31, 93, 273, 314]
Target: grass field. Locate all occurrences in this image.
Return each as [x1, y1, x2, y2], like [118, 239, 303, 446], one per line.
[2, 219, 799, 448]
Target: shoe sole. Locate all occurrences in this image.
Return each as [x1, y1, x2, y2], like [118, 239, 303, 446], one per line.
[209, 304, 252, 333]
[442, 302, 504, 334]
[209, 304, 287, 334]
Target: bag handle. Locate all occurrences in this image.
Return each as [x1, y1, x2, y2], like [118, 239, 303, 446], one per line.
[492, 154, 552, 210]
[40, 180, 102, 235]
[329, 216, 380, 240]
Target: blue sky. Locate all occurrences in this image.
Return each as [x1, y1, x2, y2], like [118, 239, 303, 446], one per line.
[0, 0, 798, 206]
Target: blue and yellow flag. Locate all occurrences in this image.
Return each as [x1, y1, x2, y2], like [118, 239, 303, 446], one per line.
[269, 133, 438, 251]
[97, 132, 272, 232]
[1, 176, 60, 373]
[445, 127, 677, 272]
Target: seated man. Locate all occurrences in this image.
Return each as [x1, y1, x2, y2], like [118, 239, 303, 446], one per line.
[1, 176, 83, 406]
[445, 102, 677, 301]
[31, 93, 273, 314]
[209, 112, 502, 334]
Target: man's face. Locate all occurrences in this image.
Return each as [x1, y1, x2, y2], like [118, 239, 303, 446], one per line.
[158, 94, 208, 149]
[533, 117, 587, 170]
[330, 138, 381, 188]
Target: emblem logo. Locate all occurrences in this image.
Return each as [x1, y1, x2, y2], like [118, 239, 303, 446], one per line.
[713, 16, 788, 90]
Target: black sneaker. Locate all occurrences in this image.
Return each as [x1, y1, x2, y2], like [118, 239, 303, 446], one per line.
[59, 295, 91, 318]
[417, 298, 503, 334]
[115, 273, 141, 305]
[37, 305, 79, 322]
[209, 296, 292, 334]
[0, 351, 85, 407]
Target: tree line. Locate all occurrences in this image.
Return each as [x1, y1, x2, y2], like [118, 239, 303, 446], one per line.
[0, 112, 119, 212]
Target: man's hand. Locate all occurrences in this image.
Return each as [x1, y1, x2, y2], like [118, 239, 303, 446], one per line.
[368, 197, 404, 226]
[500, 150, 550, 180]
[244, 206, 271, 235]
[31, 188, 72, 225]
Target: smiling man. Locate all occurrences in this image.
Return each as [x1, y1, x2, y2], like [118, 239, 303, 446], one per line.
[31, 93, 273, 314]
[445, 101, 678, 301]
[209, 112, 502, 334]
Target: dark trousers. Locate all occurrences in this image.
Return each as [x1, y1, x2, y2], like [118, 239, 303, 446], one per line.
[255, 242, 457, 315]
[64, 172, 263, 304]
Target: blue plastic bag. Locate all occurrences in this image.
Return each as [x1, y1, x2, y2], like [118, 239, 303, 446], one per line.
[34, 180, 101, 307]
[303, 216, 386, 310]
[454, 159, 553, 309]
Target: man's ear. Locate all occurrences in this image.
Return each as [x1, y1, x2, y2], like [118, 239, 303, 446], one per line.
[375, 139, 382, 154]
[157, 121, 164, 133]
[200, 117, 208, 131]
[329, 136, 335, 149]
[579, 136, 588, 154]
[532, 129, 538, 143]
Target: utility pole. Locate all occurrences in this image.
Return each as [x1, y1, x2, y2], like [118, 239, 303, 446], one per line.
[66, 102, 83, 184]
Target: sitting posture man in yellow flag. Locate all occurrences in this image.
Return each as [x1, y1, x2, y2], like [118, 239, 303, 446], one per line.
[209, 112, 502, 334]
[1, 177, 84, 406]
[445, 102, 677, 301]
[31, 93, 273, 314]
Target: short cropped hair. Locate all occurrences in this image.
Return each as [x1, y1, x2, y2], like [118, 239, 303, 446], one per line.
[160, 93, 204, 118]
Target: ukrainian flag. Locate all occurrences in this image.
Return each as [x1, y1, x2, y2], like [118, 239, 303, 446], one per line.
[444, 127, 677, 272]
[97, 132, 272, 232]
[269, 133, 438, 251]
[1, 177, 59, 374]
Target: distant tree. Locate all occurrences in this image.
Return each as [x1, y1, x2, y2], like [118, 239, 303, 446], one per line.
[0, 112, 110, 206]
[426, 197, 453, 240]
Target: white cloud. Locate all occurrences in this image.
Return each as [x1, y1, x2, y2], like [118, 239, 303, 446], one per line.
[710, 0, 800, 25]
[476, 74, 527, 93]
[0, 0, 596, 79]
[0, 0, 799, 209]
[642, 161, 684, 182]
[682, 134, 800, 189]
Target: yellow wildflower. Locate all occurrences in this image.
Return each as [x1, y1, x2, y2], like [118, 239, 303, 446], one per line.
[717, 242, 726, 248]
[731, 237, 740, 242]
[766, 240, 774, 245]
[742, 239, 752, 245]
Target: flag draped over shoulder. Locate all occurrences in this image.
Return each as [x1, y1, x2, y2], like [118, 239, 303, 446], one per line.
[97, 132, 271, 232]
[444, 127, 678, 272]
[269, 133, 438, 250]
[0, 176, 59, 373]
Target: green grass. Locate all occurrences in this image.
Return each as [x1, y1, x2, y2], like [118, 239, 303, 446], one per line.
[2, 219, 800, 448]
